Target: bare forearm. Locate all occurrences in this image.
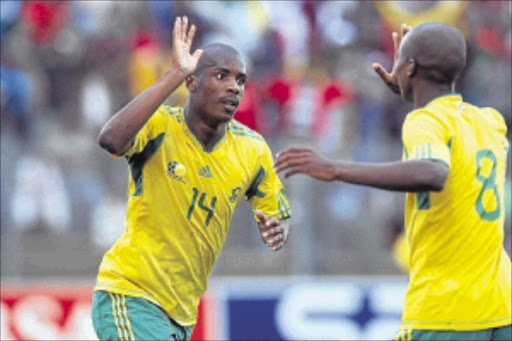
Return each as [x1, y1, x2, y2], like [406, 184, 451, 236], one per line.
[98, 67, 187, 155]
[334, 160, 448, 192]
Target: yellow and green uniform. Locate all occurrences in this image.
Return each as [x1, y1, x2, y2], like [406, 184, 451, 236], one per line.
[401, 94, 511, 331]
[94, 105, 290, 326]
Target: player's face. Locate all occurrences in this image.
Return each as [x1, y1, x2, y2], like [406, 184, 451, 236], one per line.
[193, 53, 246, 123]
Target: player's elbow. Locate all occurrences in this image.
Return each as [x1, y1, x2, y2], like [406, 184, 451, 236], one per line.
[421, 161, 448, 192]
[98, 127, 124, 156]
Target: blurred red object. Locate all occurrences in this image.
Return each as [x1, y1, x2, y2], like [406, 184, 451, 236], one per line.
[129, 29, 161, 52]
[475, 27, 503, 55]
[266, 75, 353, 137]
[266, 76, 294, 131]
[235, 81, 260, 131]
[21, 1, 69, 44]
[310, 80, 354, 138]
[267, 77, 293, 106]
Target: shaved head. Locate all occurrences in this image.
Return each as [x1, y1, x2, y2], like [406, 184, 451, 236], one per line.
[399, 23, 466, 84]
[195, 43, 245, 75]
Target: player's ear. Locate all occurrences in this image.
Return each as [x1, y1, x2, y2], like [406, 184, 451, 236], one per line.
[186, 75, 197, 92]
[406, 59, 417, 78]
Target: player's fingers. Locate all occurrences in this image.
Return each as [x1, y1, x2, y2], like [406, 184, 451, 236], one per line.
[274, 159, 291, 172]
[262, 230, 280, 244]
[275, 152, 290, 167]
[270, 235, 286, 251]
[262, 223, 281, 236]
[272, 244, 283, 252]
[275, 158, 308, 173]
[261, 225, 282, 239]
[174, 17, 181, 43]
[276, 147, 310, 160]
[185, 24, 196, 50]
[372, 64, 399, 94]
[275, 152, 310, 169]
[372, 63, 392, 83]
[267, 218, 280, 227]
[255, 211, 268, 225]
[286, 147, 309, 152]
[275, 154, 294, 169]
[181, 16, 188, 41]
[192, 49, 203, 61]
[402, 24, 411, 37]
[264, 230, 280, 243]
[285, 147, 312, 155]
[392, 31, 399, 53]
[269, 234, 284, 247]
[284, 167, 303, 178]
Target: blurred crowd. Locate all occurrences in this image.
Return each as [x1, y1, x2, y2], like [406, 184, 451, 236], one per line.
[1, 0, 511, 278]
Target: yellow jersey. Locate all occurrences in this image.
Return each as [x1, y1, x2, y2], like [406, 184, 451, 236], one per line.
[392, 232, 410, 273]
[401, 94, 511, 330]
[94, 105, 291, 326]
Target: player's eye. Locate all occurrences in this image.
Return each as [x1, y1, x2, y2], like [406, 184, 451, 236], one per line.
[237, 77, 246, 86]
[216, 73, 225, 80]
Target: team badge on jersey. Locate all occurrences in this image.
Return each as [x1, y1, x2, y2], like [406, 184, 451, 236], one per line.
[167, 161, 187, 184]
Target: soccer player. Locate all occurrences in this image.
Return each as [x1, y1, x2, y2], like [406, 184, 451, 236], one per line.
[275, 23, 511, 341]
[91, 16, 291, 341]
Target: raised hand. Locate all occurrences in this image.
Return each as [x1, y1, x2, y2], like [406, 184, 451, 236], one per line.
[372, 24, 411, 94]
[172, 16, 203, 76]
[256, 211, 289, 252]
[274, 147, 339, 181]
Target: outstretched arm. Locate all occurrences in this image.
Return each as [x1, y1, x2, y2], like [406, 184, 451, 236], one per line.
[274, 148, 448, 192]
[98, 16, 203, 156]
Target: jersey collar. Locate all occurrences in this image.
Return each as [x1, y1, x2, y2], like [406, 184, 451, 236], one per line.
[425, 93, 463, 107]
[183, 106, 228, 153]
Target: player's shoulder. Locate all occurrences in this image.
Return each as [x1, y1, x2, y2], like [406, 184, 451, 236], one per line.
[227, 120, 272, 161]
[161, 105, 185, 122]
[150, 105, 185, 133]
[406, 107, 433, 119]
[404, 106, 448, 127]
[227, 120, 265, 143]
[475, 105, 507, 134]
[408, 94, 460, 122]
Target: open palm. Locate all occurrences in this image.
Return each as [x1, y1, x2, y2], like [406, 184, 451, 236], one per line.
[172, 16, 203, 76]
[372, 24, 411, 94]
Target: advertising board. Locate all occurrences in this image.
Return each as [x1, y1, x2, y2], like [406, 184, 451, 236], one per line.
[0, 283, 209, 341]
[1, 277, 407, 340]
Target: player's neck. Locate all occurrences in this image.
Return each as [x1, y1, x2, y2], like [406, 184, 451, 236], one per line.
[413, 81, 455, 109]
[185, 107, 227, 150]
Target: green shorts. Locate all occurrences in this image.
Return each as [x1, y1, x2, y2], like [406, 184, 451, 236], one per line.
[91, 290, 194, 341]
[395, 325, 512, 341]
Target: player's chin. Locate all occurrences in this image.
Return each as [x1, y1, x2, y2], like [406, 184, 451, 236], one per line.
[214, 108, 236, 122]
[223, 107, 237, 119]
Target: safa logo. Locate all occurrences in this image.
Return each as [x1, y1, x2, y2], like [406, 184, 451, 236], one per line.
[167, 161, 187, 184]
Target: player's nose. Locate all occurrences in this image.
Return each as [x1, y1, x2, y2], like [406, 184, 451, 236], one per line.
[226, 78, 240, 94]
